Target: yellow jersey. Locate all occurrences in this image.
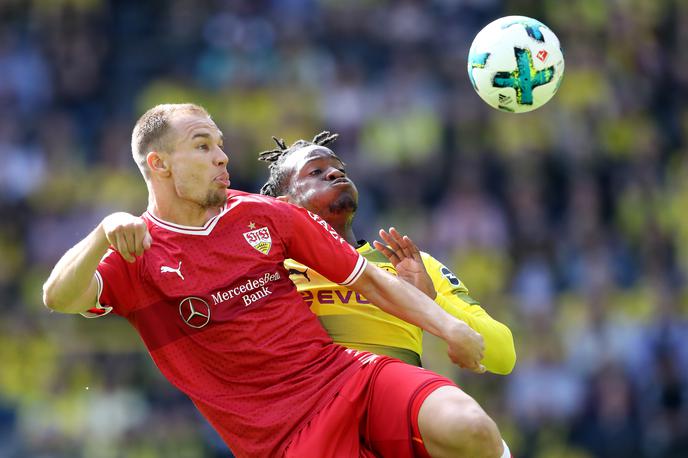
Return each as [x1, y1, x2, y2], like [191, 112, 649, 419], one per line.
[285, 242, 516, 374]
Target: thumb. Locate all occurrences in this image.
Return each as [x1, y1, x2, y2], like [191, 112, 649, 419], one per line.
[142, 232, 153, 250]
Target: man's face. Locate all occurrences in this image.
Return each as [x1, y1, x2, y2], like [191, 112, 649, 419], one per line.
[282, 146, 358, 219]
[165, 112, 230, 208]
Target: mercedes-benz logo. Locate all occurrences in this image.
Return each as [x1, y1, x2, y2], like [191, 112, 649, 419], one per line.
[179, 296, 211, 329]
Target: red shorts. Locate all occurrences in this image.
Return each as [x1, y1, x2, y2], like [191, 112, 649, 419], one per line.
[284, 355, 456, 458]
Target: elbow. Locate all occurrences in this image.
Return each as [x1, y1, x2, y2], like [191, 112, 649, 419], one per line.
[42, 280, 70, 313]
[499, 329, 517, 375]
[487, 330, 517, 375]
[42, 277, 95, 315]
[486, 354, 516, 376]
[493, 347, 517, 375]
[42, 281, 59, 311]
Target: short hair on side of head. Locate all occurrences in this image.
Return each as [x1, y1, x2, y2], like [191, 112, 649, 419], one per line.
[257, 131, 339, 197]
[131, 103, 210, 179]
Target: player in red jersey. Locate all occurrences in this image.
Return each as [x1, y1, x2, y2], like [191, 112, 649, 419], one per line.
[43, 103, 508, 458]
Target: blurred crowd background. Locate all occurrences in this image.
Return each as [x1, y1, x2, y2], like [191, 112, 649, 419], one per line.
[1, 0, 687, 457]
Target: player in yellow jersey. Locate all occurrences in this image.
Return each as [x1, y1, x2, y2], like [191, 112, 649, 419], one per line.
[258, 132, 516, 374]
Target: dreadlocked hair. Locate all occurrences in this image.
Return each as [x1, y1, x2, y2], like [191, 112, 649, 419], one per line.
[258, 131, 339, 197]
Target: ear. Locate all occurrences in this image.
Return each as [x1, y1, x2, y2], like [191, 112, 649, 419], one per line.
[147, 151, 171, 177]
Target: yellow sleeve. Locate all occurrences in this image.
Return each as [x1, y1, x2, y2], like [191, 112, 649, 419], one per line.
[422, 253, 516, 375]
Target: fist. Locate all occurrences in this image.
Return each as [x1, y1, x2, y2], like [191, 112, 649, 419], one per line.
[101, 212, 152, 263]
[445, 320, 486, 374]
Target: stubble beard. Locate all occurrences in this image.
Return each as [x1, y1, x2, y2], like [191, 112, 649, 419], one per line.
[329, 194, 358, 214]
[203, 189, 228, 208]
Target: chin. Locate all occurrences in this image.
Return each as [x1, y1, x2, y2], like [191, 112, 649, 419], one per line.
[329, 196, 358, 214]
[204, 190, 228, 208]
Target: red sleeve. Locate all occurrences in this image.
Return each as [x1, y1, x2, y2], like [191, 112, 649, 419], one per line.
[279, 202, 367, 286]
[81, 248, 139, 318]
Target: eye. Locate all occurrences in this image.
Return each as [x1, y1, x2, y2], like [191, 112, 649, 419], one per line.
[198, 143, 209, 151]
[309, 169, 322, 176]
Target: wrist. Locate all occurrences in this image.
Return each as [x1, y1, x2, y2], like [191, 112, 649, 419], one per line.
[95, 221, 112, 251]
[438, 317, 467, 341]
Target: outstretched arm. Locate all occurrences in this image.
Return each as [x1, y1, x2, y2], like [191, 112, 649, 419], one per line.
[349, 263, 486, 373]
[374, 227, 516, 375]
[43, 212, 151, 314]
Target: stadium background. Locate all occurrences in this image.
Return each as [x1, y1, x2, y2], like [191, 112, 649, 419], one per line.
[1, 0, 687, 457]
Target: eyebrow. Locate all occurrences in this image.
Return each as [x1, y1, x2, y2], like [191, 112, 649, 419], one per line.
[304, 155, 344, 167]
[191, 132, 224, 142]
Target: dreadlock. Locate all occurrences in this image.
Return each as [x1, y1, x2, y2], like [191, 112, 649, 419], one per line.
[258, 131, 339, 197]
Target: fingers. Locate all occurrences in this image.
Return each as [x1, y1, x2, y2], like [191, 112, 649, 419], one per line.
[103, 213, 152, 263]
[142, 231, 152, 250]
[468, 363, 487, 374]
[396, 231, 423, 262]
[372, 240, 397, 261]
[452, 354, 486, 374]
[124, 230, 136, 258]
[133, 224, 151, 257]
[388, 227, 413, 259]
[378, 229, 400, 256]
[132, 227, 144, 257]
[114, 232, 135, 263]
[447, 323, 486, 374]
[377, 227, 421, 262]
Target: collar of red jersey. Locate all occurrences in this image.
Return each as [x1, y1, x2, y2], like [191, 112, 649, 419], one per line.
[145, 204, 230, 236]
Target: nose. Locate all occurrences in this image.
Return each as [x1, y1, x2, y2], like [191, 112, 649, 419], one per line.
[215, 147, 229, 167]
[325, 167, 344, 180]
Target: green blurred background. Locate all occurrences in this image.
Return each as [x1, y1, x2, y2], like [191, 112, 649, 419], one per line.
[1, 0, 687, 457]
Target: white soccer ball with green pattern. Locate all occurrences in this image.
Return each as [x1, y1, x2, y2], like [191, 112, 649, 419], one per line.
[467, 16, 564, 113]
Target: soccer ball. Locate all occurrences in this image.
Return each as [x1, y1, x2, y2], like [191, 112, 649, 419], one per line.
[467, 16, 564, 113]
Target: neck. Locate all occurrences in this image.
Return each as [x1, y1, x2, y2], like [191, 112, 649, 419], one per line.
[327, 215, 358, 246]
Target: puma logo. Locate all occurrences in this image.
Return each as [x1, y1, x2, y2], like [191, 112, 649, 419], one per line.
[288, 268, 310, 282]
[161, 261, 184, 280]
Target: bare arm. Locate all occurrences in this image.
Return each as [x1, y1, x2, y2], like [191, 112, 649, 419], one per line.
[349, 263, 486, 373]
[42, 212, 151, 314]
[374, 227, 516, 374]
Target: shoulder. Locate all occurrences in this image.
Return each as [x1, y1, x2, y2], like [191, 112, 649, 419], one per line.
[228, 190, 326, 227]
[226, 189, 294, 213]
[225, 190, 316, 238]
[420, 252, 467, 289]
[227, 189, 276, 205]
[420, 251, 445, 277]
[420, 251, 441, 267]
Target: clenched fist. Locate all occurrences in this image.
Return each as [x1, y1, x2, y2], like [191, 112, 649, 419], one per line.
[444, 320, 486, 374]
[101, 212, 152, 263]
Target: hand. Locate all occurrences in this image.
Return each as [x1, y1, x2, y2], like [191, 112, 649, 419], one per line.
[101, 212, 152, 263]
[373, 227, 436, 299]
[445, 320, 486, 374]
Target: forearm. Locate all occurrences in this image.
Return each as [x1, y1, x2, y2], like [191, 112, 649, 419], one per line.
[43, 223, 109, 313]
[351, 264, 485, 372]
[435, 294, 516, 374]
[352, 265, 460, 340]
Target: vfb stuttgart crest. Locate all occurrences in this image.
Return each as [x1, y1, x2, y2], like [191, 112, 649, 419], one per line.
[243, 226, 272, 255]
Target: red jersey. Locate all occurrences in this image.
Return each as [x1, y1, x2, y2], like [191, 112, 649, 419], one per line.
[87, 190, 369, 457]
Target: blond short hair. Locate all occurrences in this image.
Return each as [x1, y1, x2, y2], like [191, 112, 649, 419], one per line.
[131, 103, 210, 179]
